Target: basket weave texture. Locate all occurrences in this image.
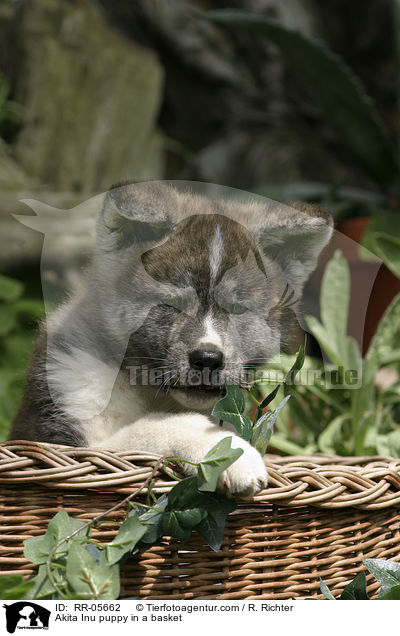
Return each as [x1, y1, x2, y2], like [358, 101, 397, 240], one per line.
[1, 441, 400, 600]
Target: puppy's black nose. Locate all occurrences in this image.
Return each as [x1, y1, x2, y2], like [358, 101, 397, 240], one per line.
[189, 348, 225, 372]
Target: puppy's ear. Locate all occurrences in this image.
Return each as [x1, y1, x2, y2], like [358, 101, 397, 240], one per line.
[97, 181, 179, 251]
[257, 203, 333, 293]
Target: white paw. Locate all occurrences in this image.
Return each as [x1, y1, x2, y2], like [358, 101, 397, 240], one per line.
[151, 413, 268, 499]
[178, 435, 268, 499]
[219, 441, 268, 499]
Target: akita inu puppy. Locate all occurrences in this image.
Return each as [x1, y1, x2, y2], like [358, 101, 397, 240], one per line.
[11, 182, 332, 497]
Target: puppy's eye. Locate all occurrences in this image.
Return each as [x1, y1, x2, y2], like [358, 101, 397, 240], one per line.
[160, 302, 181, 312]
[225, 302, 248, 315]
[159, 298, 188, 312]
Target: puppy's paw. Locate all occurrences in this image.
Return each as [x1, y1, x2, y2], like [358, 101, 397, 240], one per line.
[218, 442, 268, 499]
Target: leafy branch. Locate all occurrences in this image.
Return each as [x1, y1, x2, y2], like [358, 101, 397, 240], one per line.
[0, 436, 256, 599]
[44, 455, 166, 598]
[212, 342, 305, 456]
[320, 559, 400, 600]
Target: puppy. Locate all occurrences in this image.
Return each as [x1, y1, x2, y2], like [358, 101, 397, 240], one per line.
[11, 182, 332, 496]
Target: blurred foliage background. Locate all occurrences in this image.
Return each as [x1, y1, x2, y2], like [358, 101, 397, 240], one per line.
[1, 0, 400, 444]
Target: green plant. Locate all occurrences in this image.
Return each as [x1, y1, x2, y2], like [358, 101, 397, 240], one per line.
[255, 250, 400, 457]
[320, 559, 400, 600]
[361, 210, 400, 277]
[0, 273, 44, 441]
[211, 348, 304, 456]
[201, 8, 400, 222]
[0, 443, 239, 600]
[0, 447, 256, 598]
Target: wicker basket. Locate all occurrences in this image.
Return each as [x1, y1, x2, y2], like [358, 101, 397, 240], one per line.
[1, 440, 400, 600]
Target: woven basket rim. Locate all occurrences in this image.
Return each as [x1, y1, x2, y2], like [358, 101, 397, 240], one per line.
[2, 440, 400, 510]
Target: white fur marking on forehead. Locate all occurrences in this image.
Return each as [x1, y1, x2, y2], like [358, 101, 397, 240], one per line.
[210, 225, 223, 285]
[197, 315, 223, 349]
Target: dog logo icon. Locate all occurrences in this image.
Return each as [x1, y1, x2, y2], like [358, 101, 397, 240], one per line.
[3, 602, 50, 633]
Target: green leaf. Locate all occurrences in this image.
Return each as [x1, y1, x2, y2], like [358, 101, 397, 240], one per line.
[196, 494, 236, 551]
[164, 476, 236, 549]
[66, 543, 120, 600]
[379, 585, 400, 600]
[305, 315, 342, 367]
[359, 211, 391, 255]
[253, 383, 281, 424]
[251, 410, 274, 456]
[318, 414, 351, 454]
[251, 396, 290, 456]
[360, 210, 400, 266]
[258, 384, 281, 410]
[197, 436, 243, 492]
[162, 508, 207, 541]
[372, 232, 400, 278]
[202, 10, 400, 186]
[85, 544, 107, 565]
[166, 476, 201, 510]
[366, 294, 400, 366]
[105, 514, 147, 565]
[350, 358, 376, 431]
[0, 273, 23, 302]
[29, 564, 66, 600]
[23, 534, 58, 566]
[376, 430, 400, 457]
[354, 412, 376, 456]
[24, 509, 90, 564]
[0, 574, 35, 600]
[306, 251, 352, 369]
[283, 342, 306, 396]
[306, 252, 361, 379]
[345, 335, 362, 378]
[136, 495, 168, 546]
[364, 558, 400, 597]
[163, 477, 209, 541]
[211, 382, 253, 440]
[321, 251, 350, 343]
[339, 572, 369, 599]
[320, 578, 336, 600]
[380, 348, 400, 365]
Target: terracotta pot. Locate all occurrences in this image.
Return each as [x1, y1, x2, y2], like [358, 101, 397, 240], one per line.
[306, 217, 400, 356]
[337, 217, 400, 353]
[337, 217, 370, 246]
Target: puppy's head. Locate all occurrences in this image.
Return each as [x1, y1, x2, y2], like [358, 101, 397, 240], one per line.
[96, 182, 332, 409]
